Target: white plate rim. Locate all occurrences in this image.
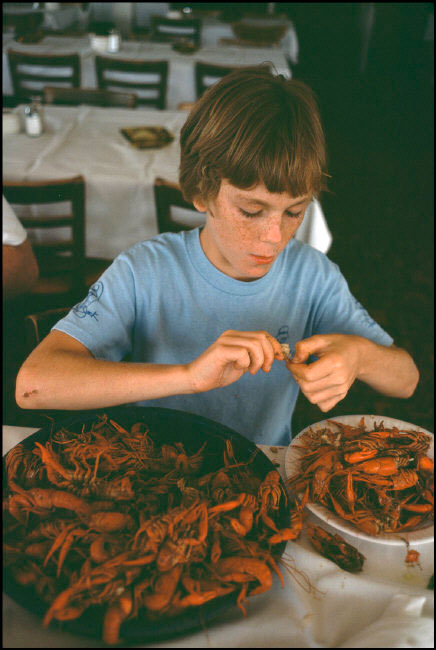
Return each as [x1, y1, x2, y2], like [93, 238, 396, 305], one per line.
[285, 414, 434, 546]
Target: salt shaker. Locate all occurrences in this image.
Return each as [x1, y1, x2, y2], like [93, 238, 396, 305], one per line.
[107, 29, 120, 53]
[24, 100, 43, 137]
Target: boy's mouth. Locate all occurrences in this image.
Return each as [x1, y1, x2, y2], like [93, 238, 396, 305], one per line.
[249, 254, 275, 264]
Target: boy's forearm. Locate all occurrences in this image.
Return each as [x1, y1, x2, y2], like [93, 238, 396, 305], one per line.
[16, 352, 193, 410]
[356, 339, 419, 398]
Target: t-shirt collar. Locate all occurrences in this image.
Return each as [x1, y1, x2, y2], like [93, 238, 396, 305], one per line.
[184, 227, 290, 296]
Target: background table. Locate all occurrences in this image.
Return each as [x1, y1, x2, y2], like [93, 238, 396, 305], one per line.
[192, 14, 299, 65]
[3, 103, 332, 260]
[2, 35, 291, 109]
[3, 424, 433, 648]
[3, 3, 87, 33]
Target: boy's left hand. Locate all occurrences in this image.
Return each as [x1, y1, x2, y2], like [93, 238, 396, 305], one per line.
[286, 334, 363, 412]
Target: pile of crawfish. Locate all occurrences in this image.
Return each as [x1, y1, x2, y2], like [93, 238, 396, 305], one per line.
[288, 418, 434, 537]
[3, 415, 304, 646]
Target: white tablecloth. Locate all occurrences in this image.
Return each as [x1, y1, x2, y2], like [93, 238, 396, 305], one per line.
[199, 15, 299, 65]
[3, 103, 332, 260]
[2, 35, 291, 109]
[3, 425, 434, 648]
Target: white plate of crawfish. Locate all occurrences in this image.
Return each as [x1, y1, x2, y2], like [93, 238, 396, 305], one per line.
[285, 415, 434, 546]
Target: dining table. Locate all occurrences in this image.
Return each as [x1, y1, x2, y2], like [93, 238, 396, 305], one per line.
[2, 34, 292, 109]
[3, 103, 333, 261]
[3, 3, 87, 34]
[3, 422, 434, 648]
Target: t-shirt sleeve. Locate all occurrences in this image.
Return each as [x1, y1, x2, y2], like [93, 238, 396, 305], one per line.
[311, 260, 394, 347]
[52, 255, 136, 361]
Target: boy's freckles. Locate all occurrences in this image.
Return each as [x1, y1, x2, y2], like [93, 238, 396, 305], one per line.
[196, 181, 308, 281]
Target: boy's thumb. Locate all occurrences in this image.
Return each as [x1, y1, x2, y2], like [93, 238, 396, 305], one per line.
[292, 336, 325, 364]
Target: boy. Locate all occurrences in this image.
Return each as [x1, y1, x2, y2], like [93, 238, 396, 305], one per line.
[16, 67, 419, 445]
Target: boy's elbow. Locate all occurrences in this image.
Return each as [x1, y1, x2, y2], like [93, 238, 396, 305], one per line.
[15, 363, 39, 409]
[402, 364, 420, 399]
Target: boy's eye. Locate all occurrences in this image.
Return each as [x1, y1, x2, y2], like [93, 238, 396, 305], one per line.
[239, 208, 302, 219]
[240, 208, 262, 217]
[287, 211, 302, 219]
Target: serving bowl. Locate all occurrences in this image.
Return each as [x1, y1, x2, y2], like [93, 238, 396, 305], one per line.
[285, 414, 434, 547]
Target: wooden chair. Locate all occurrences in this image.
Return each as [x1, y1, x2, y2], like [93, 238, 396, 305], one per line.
[129, 2, 164, 40]
[150, 16, 201, 48]
[95, 56, 168, 109]
[195, 61, 236, 99]
[8, 50, 81, 104]
[2, 176, 109, 306]
[43, 86, 137, 109]
[24, 307, 70, 356]
[153, 178, 205, 234]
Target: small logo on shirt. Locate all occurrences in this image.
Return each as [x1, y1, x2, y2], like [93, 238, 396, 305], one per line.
[275, 325, 295, 359]
[275, 326, 289, 343]
[73, 282, 103, 320]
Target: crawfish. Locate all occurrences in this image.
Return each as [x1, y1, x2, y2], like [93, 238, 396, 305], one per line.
[176, 572, 235, 609]
[143, 565, 183, 612]
[351, 456, 406, 476]
[306, 524, 365, 573]
[103, 591, 133, 646]
[354, 468, 420, 490]
[268, 488, 308, 545]
[6, 483, 92, 523]
[329, 494, 385, 535]
[213, 556, 273, 597]
[160, 441, 207, 474]
[86, 511, 135, 533]
[367, 428, 432, 453]
[256, 470, 287, 532]
[6, 444, 43, 487]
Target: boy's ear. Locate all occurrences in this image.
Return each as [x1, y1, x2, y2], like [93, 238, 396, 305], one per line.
[193, 197, 207, 212]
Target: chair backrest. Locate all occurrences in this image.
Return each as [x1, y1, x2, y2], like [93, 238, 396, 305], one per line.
[43, 86, 137, 108]
[2, 176, 86, 299]
[195, 61, 237, 99]
[95, 56, 168, 109]
[24, 307, 70, 355]
[150, 16, 201, 47]
[8, 50, 81, 104]
[131, 2, 168, 33]
[153, 177, 205, 234]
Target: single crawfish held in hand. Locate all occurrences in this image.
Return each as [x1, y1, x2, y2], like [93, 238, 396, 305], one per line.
[287, 417, 434, 536]
[3, 414, 302, 645]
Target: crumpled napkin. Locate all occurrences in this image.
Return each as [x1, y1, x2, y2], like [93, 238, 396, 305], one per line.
[339, 593, 434, 648]
[294, 198, 332, 254]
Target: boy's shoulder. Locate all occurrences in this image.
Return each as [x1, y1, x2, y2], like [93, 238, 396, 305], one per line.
[119, 229, 195, 266]
[284, 238, 338, 274]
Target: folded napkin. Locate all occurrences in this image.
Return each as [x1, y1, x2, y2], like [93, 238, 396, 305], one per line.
[120, 126, 174, 149]
[339, 593, 434, 648]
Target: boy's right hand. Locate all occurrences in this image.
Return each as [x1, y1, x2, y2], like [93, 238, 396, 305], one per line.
[185, 330, 284, 393]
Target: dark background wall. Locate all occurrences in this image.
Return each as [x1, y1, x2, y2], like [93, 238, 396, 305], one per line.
[283, 2, 434, 434]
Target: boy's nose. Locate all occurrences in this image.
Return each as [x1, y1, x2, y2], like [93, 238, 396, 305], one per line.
[261, 217, 283, 244]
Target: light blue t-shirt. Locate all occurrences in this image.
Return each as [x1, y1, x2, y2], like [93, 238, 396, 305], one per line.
[53, 228, 393, 445]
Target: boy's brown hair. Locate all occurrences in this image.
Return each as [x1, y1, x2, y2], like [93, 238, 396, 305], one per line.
[179, 65, 329, 204]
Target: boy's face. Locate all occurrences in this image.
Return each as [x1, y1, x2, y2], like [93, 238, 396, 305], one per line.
[195, 180, 311, 281]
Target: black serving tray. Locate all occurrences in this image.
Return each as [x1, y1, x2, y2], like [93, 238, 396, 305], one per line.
[3, 406, 288, 645]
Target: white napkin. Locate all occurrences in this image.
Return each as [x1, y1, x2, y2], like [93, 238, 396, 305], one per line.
[339, 593, 434, 648]
[295, 198, 333, 254]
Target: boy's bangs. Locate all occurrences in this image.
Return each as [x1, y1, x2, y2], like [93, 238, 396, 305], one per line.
[223, 125, 319, 199]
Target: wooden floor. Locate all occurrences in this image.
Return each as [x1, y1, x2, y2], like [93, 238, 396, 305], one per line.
[3, 62, 434, 435]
